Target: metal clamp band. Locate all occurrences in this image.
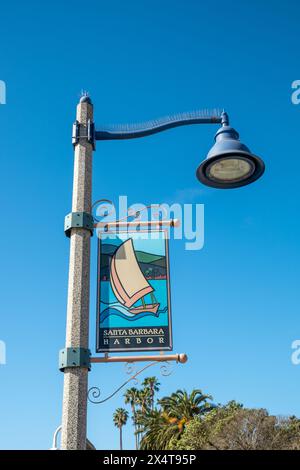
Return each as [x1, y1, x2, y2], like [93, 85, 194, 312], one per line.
[72, 119, 95, 149]
[64, 212, 94, 237]
[59, 348, 91, 372]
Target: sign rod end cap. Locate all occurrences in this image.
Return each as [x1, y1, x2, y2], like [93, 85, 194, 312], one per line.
[178, 353, 188, 364]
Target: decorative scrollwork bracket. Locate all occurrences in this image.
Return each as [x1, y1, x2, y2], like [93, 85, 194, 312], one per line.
[88, 353, 187, 405]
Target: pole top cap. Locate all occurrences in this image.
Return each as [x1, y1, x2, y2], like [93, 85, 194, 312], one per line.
[79, 91, 92, 104]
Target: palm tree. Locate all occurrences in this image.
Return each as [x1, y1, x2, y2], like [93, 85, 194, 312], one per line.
[159, 389, 214, 424]
[135, 388, 152, 448]
[137, 408, 176, 450]
[124, 387, 140, 449]
[137, 387, 152, 413]
[113, 408, 129, 450]
[139, 389, 214, 450]
[142, 377, 160, 410]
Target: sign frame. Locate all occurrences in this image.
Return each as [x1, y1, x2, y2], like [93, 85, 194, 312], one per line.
[96, 228, 173, 353]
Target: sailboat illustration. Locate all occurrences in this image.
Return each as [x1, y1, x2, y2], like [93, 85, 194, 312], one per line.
[110, 238, 160, 315]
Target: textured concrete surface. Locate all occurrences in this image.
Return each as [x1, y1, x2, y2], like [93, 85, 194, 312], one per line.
[61, 99, 93, 450]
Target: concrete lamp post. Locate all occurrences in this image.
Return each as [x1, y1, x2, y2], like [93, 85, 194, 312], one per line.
[60, 95, 265, 450]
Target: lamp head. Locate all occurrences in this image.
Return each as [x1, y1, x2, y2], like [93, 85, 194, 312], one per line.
[196, 122, 265, 189]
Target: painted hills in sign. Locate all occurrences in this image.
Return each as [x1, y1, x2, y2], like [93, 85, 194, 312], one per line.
[100, 242, 167, 281]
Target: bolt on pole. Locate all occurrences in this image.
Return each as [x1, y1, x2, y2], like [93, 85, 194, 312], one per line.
[61, 96, 94, 450]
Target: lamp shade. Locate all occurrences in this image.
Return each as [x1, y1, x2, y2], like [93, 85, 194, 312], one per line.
[196, 125, 265, 189]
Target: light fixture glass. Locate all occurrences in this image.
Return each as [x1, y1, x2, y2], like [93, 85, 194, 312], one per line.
[207, 157, 255, 183]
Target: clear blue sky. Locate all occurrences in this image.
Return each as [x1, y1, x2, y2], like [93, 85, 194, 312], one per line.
[0, 0, 299, 450]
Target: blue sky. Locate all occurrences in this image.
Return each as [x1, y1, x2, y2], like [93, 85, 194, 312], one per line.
[0, 0, 300, 450]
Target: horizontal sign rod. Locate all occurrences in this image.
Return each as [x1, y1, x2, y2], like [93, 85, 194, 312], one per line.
[94, 218, 180, 229]
[90, 353, 188, 364]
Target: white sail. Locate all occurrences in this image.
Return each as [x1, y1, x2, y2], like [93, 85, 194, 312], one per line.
[110, 239, 154, 308]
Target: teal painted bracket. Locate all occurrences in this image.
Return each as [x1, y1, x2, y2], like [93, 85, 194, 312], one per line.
[59, 347, 91, 371]
[64, 212, 94, 237]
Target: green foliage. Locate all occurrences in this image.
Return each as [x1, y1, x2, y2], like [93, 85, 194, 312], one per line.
[113, 407, 129, 450]
[123, 376, 161, 449]
[124, 387, 140, 449]
[142, 376, 160, 393]
[158, 389, 214, 422]
[113, 408, 129, 428]
[138, 389, 214, 450]
[173, 402, 300, 450]
[120, 380, 300, 451]
[124, 387, 140, 416]
[142, 377, 160, 409]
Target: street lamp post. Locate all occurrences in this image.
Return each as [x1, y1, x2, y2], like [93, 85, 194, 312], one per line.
[61, 96, 94, 450]
[60, 96, 265, 450]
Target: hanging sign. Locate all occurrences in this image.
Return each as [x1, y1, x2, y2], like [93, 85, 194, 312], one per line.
[96, 229, 173, 352]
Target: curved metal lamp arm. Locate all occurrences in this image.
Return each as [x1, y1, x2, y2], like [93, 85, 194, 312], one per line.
[96, 109, 227, 141]
[50, 425, 62, 450]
